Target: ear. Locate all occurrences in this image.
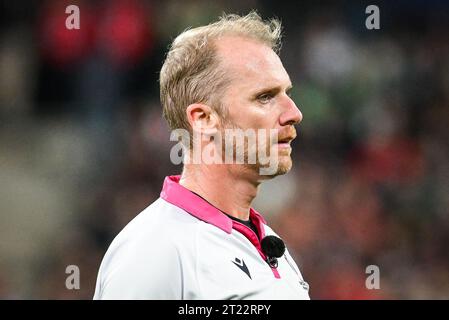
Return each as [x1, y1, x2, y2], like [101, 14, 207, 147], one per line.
[186, 103, 220, 135]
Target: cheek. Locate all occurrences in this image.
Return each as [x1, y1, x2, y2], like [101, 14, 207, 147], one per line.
[235, 106, 278, 129]
[251, 110, 280, 130]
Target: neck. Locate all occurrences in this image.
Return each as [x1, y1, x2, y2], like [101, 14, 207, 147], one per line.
[179, 164, 260, 221]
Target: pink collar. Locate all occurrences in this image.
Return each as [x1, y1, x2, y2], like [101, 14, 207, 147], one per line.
[160, 175, 267, 235]
[160, 175, 280, 279]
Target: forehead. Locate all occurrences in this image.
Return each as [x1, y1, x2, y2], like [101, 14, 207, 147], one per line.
[213, 36, 291, 91]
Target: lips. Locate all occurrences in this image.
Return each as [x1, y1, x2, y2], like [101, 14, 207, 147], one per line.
[277, 131, 296, 144]
[278, 136, 295, 143]
[277, 126, 297, 143]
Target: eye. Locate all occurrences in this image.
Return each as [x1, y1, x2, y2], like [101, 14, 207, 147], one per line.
[257, 93, 274, 104]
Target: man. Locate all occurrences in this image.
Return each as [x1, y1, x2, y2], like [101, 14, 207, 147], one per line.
[94, 11, 309, 299]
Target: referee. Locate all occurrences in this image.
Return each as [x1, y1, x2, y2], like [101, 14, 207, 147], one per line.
[94, 12, 309, 300]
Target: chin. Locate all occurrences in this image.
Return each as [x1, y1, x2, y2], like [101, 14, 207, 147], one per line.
[275, 158, 293, 175]
[256, 156, 292, 178]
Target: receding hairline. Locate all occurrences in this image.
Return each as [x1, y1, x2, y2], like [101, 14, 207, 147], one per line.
[211, 34, 283, 83]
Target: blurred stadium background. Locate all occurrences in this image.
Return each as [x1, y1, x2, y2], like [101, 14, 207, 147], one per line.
[1, 0, 448, 299]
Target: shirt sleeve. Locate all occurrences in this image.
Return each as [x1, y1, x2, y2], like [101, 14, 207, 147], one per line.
[94, 237, 184, 300]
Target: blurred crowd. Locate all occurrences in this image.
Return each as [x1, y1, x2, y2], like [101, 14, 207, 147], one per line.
[0, 0, 448, 299]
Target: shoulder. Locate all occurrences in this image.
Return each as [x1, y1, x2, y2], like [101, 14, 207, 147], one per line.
[94, 198, 201, 299]
[110, 198, 200, 251]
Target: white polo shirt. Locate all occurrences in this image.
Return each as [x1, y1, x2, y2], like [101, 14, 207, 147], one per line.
[93, 175, 310, 300]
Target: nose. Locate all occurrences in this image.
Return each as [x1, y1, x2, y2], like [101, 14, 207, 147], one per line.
[279, 95, 303, 126]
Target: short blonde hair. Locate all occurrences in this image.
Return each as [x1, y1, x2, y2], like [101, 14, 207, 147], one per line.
[159, 11, 282, 132]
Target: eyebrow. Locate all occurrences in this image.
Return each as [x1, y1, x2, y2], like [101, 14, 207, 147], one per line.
[252, 84, 293, 97]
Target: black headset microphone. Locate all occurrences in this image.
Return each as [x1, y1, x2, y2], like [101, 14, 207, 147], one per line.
[260, 235, 286, 268]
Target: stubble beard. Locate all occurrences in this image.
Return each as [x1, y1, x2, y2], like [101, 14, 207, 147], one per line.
[217, 121, 293, 178]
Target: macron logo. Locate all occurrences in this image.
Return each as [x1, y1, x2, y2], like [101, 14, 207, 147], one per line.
[232, 258, 251, 279]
